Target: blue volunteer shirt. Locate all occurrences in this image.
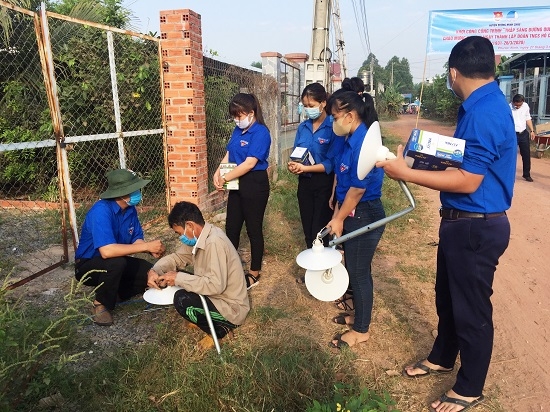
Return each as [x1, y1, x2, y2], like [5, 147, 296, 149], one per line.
[75, 199, 144, 259]
[441, 81, 516, 213]
[227, 121, 271, 171]
[293, 116, 343, 174]
[334, 122, 384, 203]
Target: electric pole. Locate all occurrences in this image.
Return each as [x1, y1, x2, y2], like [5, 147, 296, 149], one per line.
[305, 0, 332, 89]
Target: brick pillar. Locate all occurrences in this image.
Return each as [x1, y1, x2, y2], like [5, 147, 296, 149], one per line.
[160, 9, 207, 209]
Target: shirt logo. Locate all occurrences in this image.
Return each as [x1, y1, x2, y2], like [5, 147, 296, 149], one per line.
[128, 226, 134, 235]
[339, 163, 349, 173]
[318, 138, 328, 144]
[240, 140, 249, 147]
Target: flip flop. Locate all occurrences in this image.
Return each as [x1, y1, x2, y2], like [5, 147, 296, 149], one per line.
[431, 393, 485, 412]
[328, 333, 349, 349]
[245, 273, 260, 290]
[402, 360, 454, 378]
[332, 312, 354, 325]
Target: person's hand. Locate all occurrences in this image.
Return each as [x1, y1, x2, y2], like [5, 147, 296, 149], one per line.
[147, 269, 161, 289]
[148, 240, 166, 258]
[157, 271, 177, 288]
[375, 145, 410, 181]
[530, 130, 536, 140]
[327, 218, 344, 238]
[213, 169, 225, 191]
[328, 193, 334, 210]
[288, 161, 301, 174]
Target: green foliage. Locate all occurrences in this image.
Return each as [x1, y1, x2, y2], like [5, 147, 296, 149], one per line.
[377, 85, 404, 119]
[251, 61, 262, 69]
[204, 75, 239, 189]
[385, 56, 414, 94]
[419, 75, 461, 122]
[0, 275, 91, 410]
[307, 383, 398, 412]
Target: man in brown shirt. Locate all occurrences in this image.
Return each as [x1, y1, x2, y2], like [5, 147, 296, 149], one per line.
[148, 201, 250, 348]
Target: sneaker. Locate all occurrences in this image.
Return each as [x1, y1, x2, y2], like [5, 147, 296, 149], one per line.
[524, 176, 534, 182]
[245, 273, 260, 290]
[91, 304, 113, 326]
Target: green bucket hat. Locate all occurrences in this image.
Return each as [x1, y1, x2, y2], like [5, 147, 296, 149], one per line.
[100, 169, 150, 199]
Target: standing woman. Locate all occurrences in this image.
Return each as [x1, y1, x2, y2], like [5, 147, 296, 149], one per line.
[214, 93, 271, 290]
[326, 90, 386, 348]
[288, 83, 342, 251]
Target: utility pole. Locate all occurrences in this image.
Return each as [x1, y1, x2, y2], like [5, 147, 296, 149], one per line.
[305, 0, 332, 89]
[390, 61, 394, 86]
[332, 0, 347, 80]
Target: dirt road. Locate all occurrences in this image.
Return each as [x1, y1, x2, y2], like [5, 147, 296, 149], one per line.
[381, 114, 550, 411]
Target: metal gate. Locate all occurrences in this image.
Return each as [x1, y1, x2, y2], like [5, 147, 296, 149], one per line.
[0, 2, 166, 288]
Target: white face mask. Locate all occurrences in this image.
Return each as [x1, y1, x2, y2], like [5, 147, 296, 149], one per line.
[234, 113, 253, 129]
[446, 69, 458, 98]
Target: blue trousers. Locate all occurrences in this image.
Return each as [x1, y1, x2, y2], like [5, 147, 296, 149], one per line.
[427, 215, 510, 397]
[342, 199, 385, 333]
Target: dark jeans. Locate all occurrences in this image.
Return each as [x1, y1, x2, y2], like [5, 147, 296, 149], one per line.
[428, 215, 510, 397]
[342, 199, 386, 333]
[297, 172, 334, 248]
[173, 290, 236, 339]
[74, 255, 152, 310]
[226, 170, 269, 271]
[517, 130, 531, 177]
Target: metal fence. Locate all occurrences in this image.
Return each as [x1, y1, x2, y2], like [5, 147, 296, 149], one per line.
[0, 3, 164, 287]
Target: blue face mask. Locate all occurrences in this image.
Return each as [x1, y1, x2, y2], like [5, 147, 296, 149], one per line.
[304, 104, 322, 120]
[179, 227, 197, 246]
[446, 69, 459, 99]
[126, 190, 142, 206]
[297, 102, 303, 115]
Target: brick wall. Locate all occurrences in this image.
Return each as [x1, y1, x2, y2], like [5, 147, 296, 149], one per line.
[160, 9, 212, 210]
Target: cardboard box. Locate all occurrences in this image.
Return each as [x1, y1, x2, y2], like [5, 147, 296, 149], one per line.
[535, 122, 550, 136]
[403, 129, 465, 171]
[290, 146, 315, 166]
[219, 163, 239, 190]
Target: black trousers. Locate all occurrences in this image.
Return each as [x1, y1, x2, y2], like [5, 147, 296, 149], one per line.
[297, 172, 334, 248]
[74, 255, 152, 310]
[517, 129, 531, 177]
[173, 290, 236, 338]
[428, 215, 510, 397]
[226, 170, 269, 271]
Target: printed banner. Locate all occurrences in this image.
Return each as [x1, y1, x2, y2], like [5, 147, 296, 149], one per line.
[427, 7, 550, 54]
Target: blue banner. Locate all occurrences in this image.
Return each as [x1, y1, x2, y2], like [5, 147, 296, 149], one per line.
[428, 7, 550, 54]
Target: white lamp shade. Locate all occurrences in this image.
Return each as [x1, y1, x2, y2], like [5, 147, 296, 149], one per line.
[296, 241, 342, 270]
[143, 285, 182, 305]
[305, 263, 349, 301]
[357, 121, 395, 180]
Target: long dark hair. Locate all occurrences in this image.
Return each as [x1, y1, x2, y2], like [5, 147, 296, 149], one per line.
[229, 93, 266, 126]
[328, 90, 378, 129]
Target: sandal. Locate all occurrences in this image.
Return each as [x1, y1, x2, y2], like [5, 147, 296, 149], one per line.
[431, 393, 485, 411]
[328, 333, 349, 349]
[402, 360, 454, 378]
[332, 312, 354, 325]
[334, 291, 354, 311]
[245, 273, 260, 290]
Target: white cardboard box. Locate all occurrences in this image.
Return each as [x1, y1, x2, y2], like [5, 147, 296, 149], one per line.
[219, 163, 239, 190]
[290, 146, 315, 166]
[403, 129, 465, 170]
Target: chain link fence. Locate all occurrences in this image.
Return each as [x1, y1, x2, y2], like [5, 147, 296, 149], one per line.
[0, 4, 165, 287]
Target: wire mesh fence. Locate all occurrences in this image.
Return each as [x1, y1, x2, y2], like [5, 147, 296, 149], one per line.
[0, 5, 165, 287]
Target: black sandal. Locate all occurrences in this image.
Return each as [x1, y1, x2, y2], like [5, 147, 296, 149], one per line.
[334, 291, 354, 311]
[245, 273, 260, 290]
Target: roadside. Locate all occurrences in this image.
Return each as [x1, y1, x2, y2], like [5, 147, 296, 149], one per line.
[381, 114, 550, 412]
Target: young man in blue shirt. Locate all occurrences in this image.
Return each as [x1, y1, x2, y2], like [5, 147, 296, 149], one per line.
[378, 36, 516, 411]
[74, 169, 166, 326]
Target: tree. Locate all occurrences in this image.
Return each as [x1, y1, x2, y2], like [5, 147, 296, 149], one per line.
[251, 61, 262, 69]
[385, 56, 414, 94]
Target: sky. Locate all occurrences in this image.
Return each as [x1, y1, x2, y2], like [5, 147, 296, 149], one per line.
[125, 0, 550, 83]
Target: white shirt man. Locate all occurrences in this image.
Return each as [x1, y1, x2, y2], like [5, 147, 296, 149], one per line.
[510, 94, 535, 182]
